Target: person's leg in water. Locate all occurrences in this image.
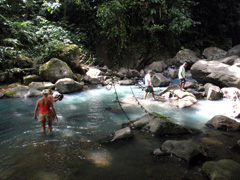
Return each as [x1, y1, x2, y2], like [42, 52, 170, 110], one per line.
[48, 120, 52, 133]
[41, 121, 46, 134]
[152, 92, 156, 100]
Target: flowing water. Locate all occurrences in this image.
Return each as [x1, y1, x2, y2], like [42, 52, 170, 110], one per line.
[0, 86, 237, 180]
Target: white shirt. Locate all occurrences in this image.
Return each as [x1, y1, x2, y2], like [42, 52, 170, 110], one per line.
[145, 73, 152, 86]
[178, 65, 185, 79]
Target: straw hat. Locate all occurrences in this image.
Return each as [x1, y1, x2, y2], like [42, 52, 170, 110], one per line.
[42, 89, 50, 95]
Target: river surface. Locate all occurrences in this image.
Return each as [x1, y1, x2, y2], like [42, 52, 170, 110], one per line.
[0, 85, 237, 180]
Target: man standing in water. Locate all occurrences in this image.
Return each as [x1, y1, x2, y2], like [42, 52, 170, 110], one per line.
[144, 70, 156, 100]
[34, 89, 58, 134]
[178, 62, 187, 91]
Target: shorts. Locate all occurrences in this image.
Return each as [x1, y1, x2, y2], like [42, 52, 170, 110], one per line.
[180, 78, 186, 83]
[146, 86, 154, 93]
[39, 113, 54, 123]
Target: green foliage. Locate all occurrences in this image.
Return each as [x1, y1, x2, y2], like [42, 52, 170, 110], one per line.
[5, 91, 17, 96]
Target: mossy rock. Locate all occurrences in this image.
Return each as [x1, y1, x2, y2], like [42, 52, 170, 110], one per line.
[5, 91, 17, 96]
[39, 58, 74, 83]
[23, 75, 41, 85]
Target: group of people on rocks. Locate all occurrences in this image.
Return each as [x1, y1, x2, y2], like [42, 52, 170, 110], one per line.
[144, 62, 187, 100]
[34, 63, 187, 134]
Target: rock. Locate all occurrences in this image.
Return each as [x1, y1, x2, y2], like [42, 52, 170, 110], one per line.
[145, 61, 167, 73]
[153, 148, 166, 156]
[167, 68, 178, 79]
[28, 82, 55, 91]
[184, 80, 197, 89]
[152, 73, 170, 87]
[202, 159, 240, 180]
[55, 78, 84, 94]
[227, 44, 240, 57]
[221, 87, 240, 101]
[23, 75, 41, 85]
[173, 90, 196, 99]
[118, 79, 134, 85]
[39, 58, 74, 83]
[234, 57, 240, 64]
[17, 55, 33, 68]
[128, 113, 197, 136]
[202, 47, 227, 60]
[98, 65, 110, 73]
[111, 127, 133, 141]
[204, 83, 223, 100]
[233, 104, 240, 118]
[158, 84, 180, 96]
[58, 44, 83, 73]
[216, 55, 239, 65]
[191, 60, 240, 88]
[161, 140, 207, 162]
[5, 85, 29, 98]
[0, 92, 4, 98]
[86, 68, 101, 78]
[178, 96, 198, 108]
[26, 89, 42, 97]
[117, 68, 140, 78]
[172, 49, 199, 67]
[127, 69, 140, 78]
[206, 115, 240, 131]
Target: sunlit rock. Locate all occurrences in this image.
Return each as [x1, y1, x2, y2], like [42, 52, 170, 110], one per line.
[202, 159, 240, 180]
[172, 49, 199, 67]
[161, 139, 207, 162]
[167, 68, 178, 79]
[227, 44, 240, 57]
[5, 85, 29, 98]
[145, 61, 167, 73]
[111, 127, 133, 142]
[173, 90, 196, 99]
[221, 87, 240, 101]
[86, 68, 101, 78]
[216, 55, 239, 65]
[204, 83, 223, 100]
[28, 82, 55, 91]
[202, 47, 227, 60]
[178, 96, 198, 108]
[158, 84, 180, 96]
[152, 73, 170, 87]
[23, 74, 41, 85]
[26, 89, 42, 97]
[206, 115, 240, 131]
[55, 78, 84, 94]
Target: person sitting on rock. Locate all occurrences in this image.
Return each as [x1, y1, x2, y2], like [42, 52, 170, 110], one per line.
[144, 70, 156, 100]
[34, 89, 58, 134]
[178, 62, 187, 91]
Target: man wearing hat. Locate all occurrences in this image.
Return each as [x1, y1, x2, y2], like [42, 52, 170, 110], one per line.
[144, 70, 156, 100]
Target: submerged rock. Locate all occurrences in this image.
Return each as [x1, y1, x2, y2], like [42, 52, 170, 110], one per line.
[161, 140, 207, 162]
[127, 113, 198, 136]
[206, 115, 240, 131]
[202, 159, 240, 180]
[111, 127, 133, 142]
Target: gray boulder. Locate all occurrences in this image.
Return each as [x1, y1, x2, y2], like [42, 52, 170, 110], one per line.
[145, 61, 167, 73]
[206, 115, 240, 131]
[191, 60, 240, 88]
[202, 159, 240, 180]
[161, 140, 207, 162]
[28, 82, 55, 91]
[227, 44, 240, 57]
[173, 90, 196, 99]
[172, 49, 199, 67]
[202, 47, 227, 60]
[152, 73, 170, 87]
[55, 78, 84, 94]
[111, 127, 133, 142]
[26, 89, 42, 97]
[118, 79, 134, 85]
[128, 113, 197, 136]
[184, 80, 197, 89]
[204, 83, 223, 100]
[23, 75, 41, 85]
[39, 58, 74, 83]
[167, 68, 178, 79]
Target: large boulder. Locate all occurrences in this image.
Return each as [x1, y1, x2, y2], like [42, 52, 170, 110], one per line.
[152, 73, 170, 87]
[206, 115, 240, 131]
[172, 49, 199, 67]
[191, 60, 240, 88]
[227, 44, 240, 57]
[55, 78, 84, 94]
[111, 127, 133, 142]
[167, 68, 178, 79]
[221, 87, 240, 101]
[5, 85, 29, 98]
[58, 44, 84, 73]
[161, 140, 207, 162]
[127, 113, 197, 136]
[23, 75, 41, 85]
[202, 47, 227, 60]
[28, 82, 55, 91]
[39, 58, 74, 83]
[204, 83, 223, 100]
[178, 96, 198, 108]
[202, 159, 240, 180]
[145, 61, 167, 73]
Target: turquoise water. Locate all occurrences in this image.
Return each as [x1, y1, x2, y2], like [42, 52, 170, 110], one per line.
[0, 86, 235, 180]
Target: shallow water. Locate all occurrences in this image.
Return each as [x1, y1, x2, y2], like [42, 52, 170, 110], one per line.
[0, 86, 237, 180]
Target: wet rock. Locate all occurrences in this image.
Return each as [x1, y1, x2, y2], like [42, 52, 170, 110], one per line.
[145, 61, 167, 73]
[5, 85, 29, 98]
[39, 58, 74, 83]
[161, 140, 207, 162]
[227, 44, 240, 57]
[204, 83, 223, 100]
[178, 96, 198, 108]
[202, 47, 227, 60]
[221, 87, 240, 101]
[172, 49, 199, 67]
[111, 127, 133, 142]
[118, 79, 134, 85]
[23, 75, 41, 85]
[28, 82, 55, 91]
[55, 78, 84, 94]
[202, 159, 240, 180]
[152, 73, 170, 87]
[191, 60, 240, 88]
[173, 90, 196, 99]
[158, 84, 180, 96]
[206, 115, 240, 131]
[127, 113, 198, 136]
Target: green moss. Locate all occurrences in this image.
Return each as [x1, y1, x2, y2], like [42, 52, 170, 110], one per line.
[5, 91, 17, 96]
[152, 112, 168, 120]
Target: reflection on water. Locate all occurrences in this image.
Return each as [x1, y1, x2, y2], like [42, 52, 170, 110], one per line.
[0, 86, 237, 180]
